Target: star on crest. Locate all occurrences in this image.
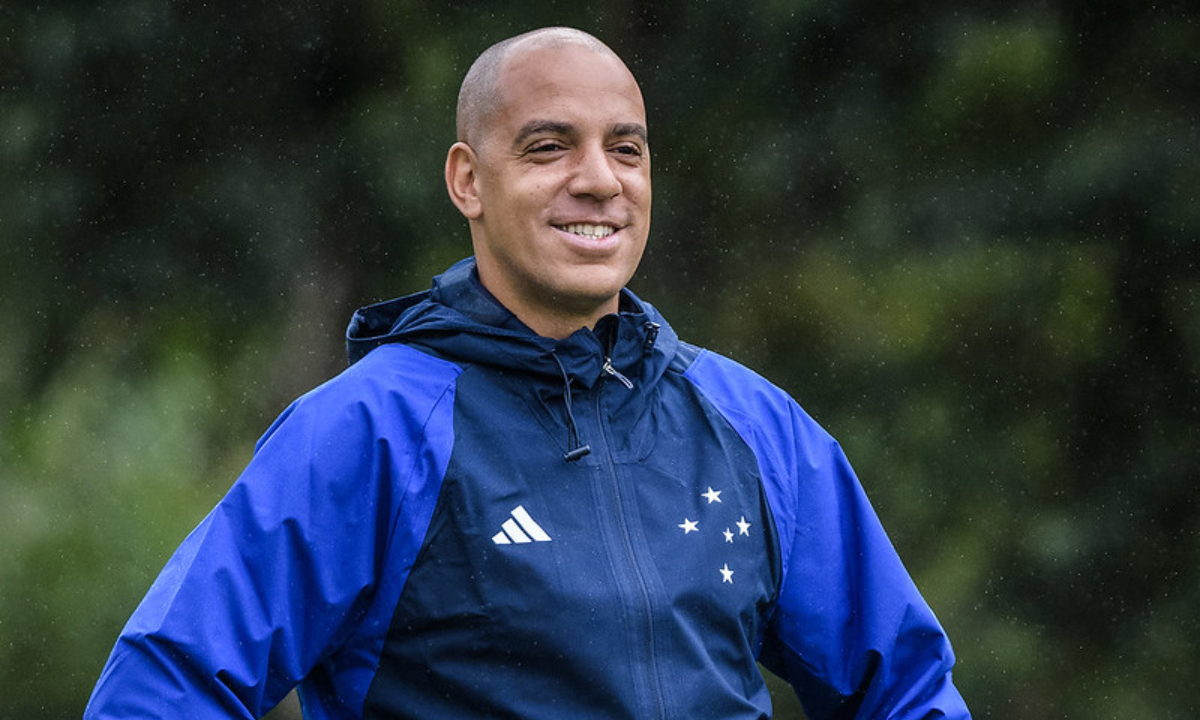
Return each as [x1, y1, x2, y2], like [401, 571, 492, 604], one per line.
[719, 564, 734, 584]
[678, 518, 699, 534]
[702, 486, 723, 504]
[736, 516, 751, 536]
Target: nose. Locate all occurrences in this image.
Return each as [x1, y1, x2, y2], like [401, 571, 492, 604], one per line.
[567, 144, 622, 201]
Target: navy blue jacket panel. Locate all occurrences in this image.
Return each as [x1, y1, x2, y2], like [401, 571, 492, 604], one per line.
[84, 257, 970, 720]
[361, 346, 780, 720]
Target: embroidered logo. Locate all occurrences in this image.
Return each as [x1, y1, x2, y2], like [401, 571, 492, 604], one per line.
[492, 505, 552, 545]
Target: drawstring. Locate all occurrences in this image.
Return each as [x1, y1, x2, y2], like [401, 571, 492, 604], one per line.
[552, 354, 592, 462]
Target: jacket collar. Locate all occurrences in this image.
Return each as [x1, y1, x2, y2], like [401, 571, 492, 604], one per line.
[345, 257, 677, 390]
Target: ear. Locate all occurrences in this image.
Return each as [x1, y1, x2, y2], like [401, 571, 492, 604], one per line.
[445, 141, 483, 220]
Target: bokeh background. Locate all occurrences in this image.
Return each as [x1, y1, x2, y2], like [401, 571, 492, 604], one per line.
[2, 1, 1197, 718]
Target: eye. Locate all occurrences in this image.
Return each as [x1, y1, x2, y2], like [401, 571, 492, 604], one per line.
[611, 143, 646, 162]
[527, 141, 567, 154]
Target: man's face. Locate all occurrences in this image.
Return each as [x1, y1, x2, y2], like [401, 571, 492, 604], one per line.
[460, 43, 651, 335]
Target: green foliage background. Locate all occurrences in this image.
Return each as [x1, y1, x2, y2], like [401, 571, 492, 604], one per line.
[2, 1, 1197, 718]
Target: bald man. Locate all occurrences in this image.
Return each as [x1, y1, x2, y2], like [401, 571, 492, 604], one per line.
[445, 28, 652, 340]
[86, 28, 971, 720]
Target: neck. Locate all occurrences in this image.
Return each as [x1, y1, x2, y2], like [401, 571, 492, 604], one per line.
[472, 259, 621, 340]
[506, 295, 618, 340]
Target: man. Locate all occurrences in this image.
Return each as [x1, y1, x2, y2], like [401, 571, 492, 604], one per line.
[86, 27, 971, 720]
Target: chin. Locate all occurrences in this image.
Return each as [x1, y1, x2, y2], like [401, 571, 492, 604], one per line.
[555, 268, 631, 303]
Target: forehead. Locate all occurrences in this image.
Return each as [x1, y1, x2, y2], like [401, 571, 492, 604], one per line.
[490, 44, 646, 136]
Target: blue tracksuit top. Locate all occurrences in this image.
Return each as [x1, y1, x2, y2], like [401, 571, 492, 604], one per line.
[85, 258, 970, 720]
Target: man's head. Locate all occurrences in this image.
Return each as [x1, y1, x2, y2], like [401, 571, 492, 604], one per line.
[445, 28, 651, 339]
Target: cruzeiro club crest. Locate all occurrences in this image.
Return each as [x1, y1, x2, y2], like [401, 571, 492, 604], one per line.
[676, 486, 752, 585]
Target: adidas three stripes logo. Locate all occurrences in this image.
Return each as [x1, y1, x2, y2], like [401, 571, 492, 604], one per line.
[492, 505, 552, 545]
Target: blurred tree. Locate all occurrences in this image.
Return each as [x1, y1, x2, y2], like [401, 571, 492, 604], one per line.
[1, 1, 1196, 718]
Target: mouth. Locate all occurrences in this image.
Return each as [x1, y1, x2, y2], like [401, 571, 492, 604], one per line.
[554, 222, 618, 239]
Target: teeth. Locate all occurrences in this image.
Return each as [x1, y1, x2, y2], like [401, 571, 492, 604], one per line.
[559, 223, 616, 239]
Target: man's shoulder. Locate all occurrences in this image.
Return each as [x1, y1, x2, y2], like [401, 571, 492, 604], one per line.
[252, 342, 462, 455]
[342, 340, 462, 379]
[297, 343, 462, 417]
[673, 342, 787, 399]
[674, 342, 832, 441]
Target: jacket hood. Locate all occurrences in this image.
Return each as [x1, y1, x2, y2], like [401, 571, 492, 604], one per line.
[345, 257, 677, 391]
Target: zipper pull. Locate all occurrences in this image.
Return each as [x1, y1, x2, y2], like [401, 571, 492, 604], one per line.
[602, 356, 634, 389]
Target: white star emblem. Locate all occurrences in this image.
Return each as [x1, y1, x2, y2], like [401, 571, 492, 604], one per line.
[719, 564, 734, 584]
[737, 516, 751, 536]
[723, 528, 734, 543]
[678, 518, 699, 534]
[702, 486, 723, 504]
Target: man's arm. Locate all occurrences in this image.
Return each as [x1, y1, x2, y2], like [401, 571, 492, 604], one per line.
[84, 389, 391, 719]
[759, 433, 970, 720]
[680, 348, 969, 719]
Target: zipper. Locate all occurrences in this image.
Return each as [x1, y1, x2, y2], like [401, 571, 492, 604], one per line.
[593, 373, 667, 720]
[602, 356, 634, 389]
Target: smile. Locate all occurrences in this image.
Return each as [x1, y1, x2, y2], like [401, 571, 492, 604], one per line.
[555, 223, 617, 239]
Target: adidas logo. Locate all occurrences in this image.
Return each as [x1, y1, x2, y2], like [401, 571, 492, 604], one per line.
[492, 505, 552, 545]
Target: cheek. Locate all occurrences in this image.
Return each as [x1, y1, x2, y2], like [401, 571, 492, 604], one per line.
[623, 171, 651, 205]
[512, 177, 557, 212]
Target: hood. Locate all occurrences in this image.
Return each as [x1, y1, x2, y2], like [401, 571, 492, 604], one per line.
[345, 257, 677, 393]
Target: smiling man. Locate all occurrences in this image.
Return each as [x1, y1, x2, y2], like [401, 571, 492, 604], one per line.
[446, 31, 652, 338]
[85, 28, 971, 720]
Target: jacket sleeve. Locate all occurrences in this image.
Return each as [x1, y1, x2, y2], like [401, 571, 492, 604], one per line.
[757, 409, 971, 720]
[83, 382, 398, 719]
[681, 349, 970, 719]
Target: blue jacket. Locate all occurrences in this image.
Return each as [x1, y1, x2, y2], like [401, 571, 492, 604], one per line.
[85, 258, 970, 720]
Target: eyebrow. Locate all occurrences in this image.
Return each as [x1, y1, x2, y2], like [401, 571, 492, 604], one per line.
[513, 120, 649, 147]
[612, 122, 649, 145]
[514, 120, 572, 146]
